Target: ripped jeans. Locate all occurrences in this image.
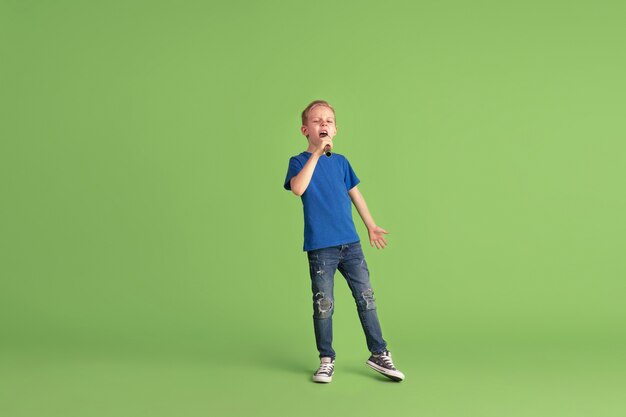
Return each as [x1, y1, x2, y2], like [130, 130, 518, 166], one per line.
[307, 241, 387, 360]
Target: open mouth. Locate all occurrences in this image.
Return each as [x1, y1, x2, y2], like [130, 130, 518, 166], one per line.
[320, 131, 328, 137]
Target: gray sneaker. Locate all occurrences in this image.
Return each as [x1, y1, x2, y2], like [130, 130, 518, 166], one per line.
[312, 357, 334, 383]
[366, 350, 405, 381]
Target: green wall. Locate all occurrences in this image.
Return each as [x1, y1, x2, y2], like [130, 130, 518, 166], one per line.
[2, 1, 625, 416]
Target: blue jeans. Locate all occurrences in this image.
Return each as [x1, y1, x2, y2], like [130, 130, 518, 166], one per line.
[307, 241, 387, 360]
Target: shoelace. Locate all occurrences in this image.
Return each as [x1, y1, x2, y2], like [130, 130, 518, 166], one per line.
[379, 354, 395, 369]
[317, 362, 334, 375]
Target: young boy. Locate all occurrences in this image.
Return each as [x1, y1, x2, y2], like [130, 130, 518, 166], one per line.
[283, 100, 405, 383]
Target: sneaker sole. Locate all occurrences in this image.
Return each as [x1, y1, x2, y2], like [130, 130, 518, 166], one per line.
[366, 360, 405, 382]
[312, 375, 332, 383]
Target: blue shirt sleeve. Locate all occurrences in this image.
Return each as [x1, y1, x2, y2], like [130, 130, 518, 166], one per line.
[344, 157, 360, 191]
[284, 157, 303, 190]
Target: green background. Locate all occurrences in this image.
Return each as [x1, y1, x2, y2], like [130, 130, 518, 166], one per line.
[2, 0, 625, 416]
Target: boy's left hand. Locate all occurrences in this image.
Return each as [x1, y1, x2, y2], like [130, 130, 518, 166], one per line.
[368, 225, 389, 249]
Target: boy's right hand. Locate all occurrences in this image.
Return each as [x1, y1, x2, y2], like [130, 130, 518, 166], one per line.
[313, 139, 333, 157]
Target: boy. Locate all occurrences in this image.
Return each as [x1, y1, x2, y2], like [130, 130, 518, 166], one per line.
[283, 100, 405, 383]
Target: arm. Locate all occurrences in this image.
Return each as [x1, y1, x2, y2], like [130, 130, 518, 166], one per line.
[348, 185, 389, 249]
[290, 153, 321, 196]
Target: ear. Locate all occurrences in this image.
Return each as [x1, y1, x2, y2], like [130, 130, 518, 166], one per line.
[301, 125, 308, 137]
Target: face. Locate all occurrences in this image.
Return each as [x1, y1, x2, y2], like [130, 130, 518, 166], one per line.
[301, 105, 337, 143]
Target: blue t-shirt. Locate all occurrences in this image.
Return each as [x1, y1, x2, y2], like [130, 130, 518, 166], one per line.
[284, 151, 361, 251]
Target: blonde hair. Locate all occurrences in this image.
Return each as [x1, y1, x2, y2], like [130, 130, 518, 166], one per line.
[301, 100, 335, 125]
